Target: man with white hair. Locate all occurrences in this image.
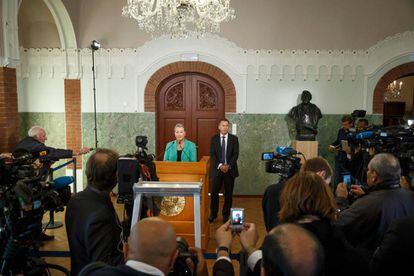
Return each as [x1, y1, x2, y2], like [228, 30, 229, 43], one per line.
[12, 126, 90, 241]
[336, 153, 414, 252]
[13, 126, 89, 159]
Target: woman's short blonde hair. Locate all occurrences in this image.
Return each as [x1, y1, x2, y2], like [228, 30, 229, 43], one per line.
[174, 123, 185, 131]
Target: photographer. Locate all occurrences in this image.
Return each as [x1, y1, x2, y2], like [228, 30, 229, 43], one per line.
[335, 153, 414, 252]
[330, 115, 353, 186]
[83, 217, 207, 276]
[13, 126, 90, 159]
[65, 148, 123, 275]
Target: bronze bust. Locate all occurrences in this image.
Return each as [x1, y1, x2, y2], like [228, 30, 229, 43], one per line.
[288, 90, 322, 141]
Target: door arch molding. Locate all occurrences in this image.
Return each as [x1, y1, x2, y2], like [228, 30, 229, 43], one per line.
[372, 62, 414, 114]
[144, 61, 236, 112]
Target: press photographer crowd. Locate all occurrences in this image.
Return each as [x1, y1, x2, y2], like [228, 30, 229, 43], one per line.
[1, 113, 414, 276]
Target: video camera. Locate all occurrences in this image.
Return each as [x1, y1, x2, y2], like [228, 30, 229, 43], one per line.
[170, 237, 198, 276]
[0, 152, 71, 274]
[117, 135, 159, 204]
[261, 146, 302, 179]
[117, 136, 159, 240]
[347, 125, 414, 177]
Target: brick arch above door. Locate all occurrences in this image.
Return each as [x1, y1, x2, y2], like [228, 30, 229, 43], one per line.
[373, 62, 414, 114]
[144, 61, 236, 112]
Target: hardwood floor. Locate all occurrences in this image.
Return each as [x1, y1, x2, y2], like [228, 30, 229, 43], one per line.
[40, 196, 266, 275]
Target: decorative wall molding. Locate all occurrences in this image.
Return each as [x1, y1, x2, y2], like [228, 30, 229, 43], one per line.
[19, 31, 414, 81]
[16, 31, 414, 114]
[1, 0, 21, 68]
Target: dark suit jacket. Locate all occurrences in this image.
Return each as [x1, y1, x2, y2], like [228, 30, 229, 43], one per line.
[262, 180, 286, 232]
[13, 136, 73, 160]
[65, 186, 124, 275]
[370, 216, 414, 276]
[213, 259, 235, 276]
[210, 133, 239, 178]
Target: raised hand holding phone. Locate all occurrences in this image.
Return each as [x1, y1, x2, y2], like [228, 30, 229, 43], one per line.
[230, 208, 244, 232]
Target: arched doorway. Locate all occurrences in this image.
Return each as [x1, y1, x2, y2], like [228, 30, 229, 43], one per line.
[156, 73, 225, 160]
[372, 62, 414, 114]
[144, 61, 237, 160]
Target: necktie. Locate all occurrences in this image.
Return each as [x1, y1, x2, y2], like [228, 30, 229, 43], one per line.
[221, 136, 226, 164]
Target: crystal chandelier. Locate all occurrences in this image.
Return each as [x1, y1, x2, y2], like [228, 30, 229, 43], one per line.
[385, 80, 403, 101]
[122, 0, 236, 38]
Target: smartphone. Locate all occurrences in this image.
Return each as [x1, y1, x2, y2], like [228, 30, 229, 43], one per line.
[230, 208, 244, 232]
[261, 152, 274, 160]
[343, 174, 351, 186]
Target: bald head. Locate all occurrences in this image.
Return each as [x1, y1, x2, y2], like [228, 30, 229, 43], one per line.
[262, 223, 323, 276]
[127, 217, 177, 273]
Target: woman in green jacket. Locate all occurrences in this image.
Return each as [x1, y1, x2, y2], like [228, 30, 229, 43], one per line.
[163, 124, 197, 162]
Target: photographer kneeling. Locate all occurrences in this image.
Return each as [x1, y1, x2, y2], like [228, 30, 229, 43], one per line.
[81, 217, 207, 276]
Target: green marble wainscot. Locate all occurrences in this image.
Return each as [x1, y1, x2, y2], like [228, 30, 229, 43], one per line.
[82, 112, 157, 189]
[18, 112, 68, 177]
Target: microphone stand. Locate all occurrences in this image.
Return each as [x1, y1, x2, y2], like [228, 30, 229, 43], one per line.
[92, 48, 98, 149]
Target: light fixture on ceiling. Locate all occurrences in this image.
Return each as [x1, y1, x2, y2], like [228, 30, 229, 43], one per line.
[385, 80, 403, 101]
[122, 0, 236, 39]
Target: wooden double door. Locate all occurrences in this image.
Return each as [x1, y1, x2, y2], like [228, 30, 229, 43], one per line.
[156, 73, 225, 160]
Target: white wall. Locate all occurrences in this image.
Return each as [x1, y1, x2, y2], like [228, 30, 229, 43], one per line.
[16, 32, 414, 115]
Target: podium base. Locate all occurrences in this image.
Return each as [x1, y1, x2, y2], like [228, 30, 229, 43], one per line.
[292, 140, 318, 162]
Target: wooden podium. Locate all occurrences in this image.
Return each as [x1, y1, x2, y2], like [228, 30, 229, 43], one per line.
[292, 140, 318, 162]
[154, 156, 210, 249]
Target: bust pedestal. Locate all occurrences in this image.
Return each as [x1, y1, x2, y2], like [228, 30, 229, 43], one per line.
[292, 140, 318, 162]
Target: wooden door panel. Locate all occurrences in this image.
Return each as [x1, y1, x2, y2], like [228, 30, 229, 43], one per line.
[157, 73, 225, 160]
[195, 118, 218, 160]
[157, 75, 191, 157]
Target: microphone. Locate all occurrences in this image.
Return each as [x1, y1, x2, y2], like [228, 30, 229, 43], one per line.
[276, 146, 298, 155]
[355, 131, 374, 140]
[180, 142, 193, 161]
[154, 140, 175, 161]
[52, 176, 75, 189]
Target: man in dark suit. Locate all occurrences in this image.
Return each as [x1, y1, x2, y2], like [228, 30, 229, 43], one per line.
[370, 216, 414, 275]
[65, 148, 123, 275]
[209, 118, 239, 223]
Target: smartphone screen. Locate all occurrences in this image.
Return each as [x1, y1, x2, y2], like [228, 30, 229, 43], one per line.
[230, 208, 244, 231]
[343, 174, 351, 186]
[261, 152, 274, 160]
